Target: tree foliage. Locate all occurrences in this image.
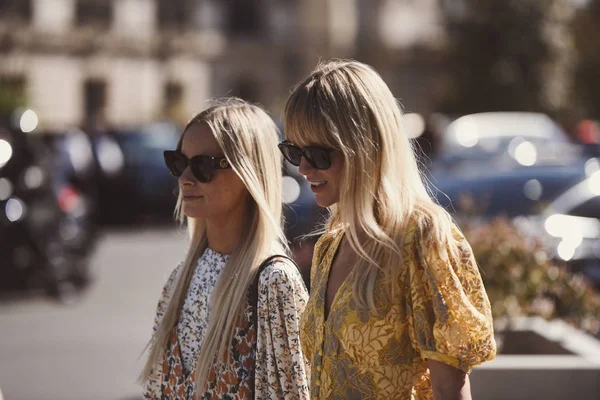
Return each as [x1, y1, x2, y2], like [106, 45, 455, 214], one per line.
[439, 0, 575, 118]
[462, 217, 600, 337]
[573, 0, 600, 119]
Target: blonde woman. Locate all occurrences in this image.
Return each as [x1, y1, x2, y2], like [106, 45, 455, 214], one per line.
[141, 98, 310, 399]
[280, 61, 496, 399]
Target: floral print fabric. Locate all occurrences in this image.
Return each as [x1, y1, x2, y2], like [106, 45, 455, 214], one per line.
[160, 297, 257, 400]
[143, 250, 310, 399]
[178, 248, 228, 372]
[255, 260, 311, 399]
[300, 220, 496, 399]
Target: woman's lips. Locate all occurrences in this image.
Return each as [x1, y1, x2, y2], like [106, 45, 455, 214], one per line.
[183, 195, 202, 201]
[309, 181, 326, 193]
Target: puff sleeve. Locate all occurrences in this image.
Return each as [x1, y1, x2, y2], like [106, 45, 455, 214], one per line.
[255, 260, 311, 399]
[407, 224, 496, 373]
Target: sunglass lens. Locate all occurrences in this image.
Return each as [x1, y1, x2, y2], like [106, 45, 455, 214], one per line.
[164, 151, 186, 177]
[279, 145, 302, 166]
[306, 148, 331, 169]
[174, 157, 189, 176]
[190, 158, 212, 183]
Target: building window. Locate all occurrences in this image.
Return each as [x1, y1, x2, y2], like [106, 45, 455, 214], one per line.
[83, 80, 107, 128]
[226, 0, 264, 38]
[163, 82, 185, 122]
[158, 0, 190, 30]
[76, 0, 112, 28]
[0, 0, 32, 22]
[158, 0, 220, 32]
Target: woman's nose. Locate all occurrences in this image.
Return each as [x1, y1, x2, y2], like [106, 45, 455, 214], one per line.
[178, 166, 195, 186]
[298, 156, 314, 176]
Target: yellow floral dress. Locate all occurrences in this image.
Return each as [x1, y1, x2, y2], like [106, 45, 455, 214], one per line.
[300, 220, 496, 399]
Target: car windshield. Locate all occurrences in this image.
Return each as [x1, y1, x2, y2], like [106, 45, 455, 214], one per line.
[440, 113, 571, 163]
[433, 167, 586, 218]
[117, 122, 179, 164]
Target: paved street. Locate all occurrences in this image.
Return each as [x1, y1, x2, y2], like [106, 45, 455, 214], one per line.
[0, 227, 188, 400]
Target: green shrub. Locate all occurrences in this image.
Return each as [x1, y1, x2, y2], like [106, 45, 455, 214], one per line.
[460, 217, 600, 337]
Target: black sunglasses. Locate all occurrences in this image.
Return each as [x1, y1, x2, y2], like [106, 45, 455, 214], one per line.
[163, 150, 230, 183]
[278, 141, 335, 170]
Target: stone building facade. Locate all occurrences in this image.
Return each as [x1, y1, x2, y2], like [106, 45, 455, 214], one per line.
[0, 0, 444, 131]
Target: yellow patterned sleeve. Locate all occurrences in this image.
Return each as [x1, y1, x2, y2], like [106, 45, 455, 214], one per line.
[407, 223, 496, 373]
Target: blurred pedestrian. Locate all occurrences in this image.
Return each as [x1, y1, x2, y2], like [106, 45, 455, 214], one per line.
[280, 60, 496, 399]
[140, 98, 310, 399]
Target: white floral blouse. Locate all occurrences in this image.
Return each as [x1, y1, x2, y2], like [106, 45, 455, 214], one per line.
[143, 248, 311, 399]
[177, 248, 228, 372]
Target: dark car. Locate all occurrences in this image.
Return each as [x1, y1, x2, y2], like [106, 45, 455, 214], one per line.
[431, 161, 589, 218]
[98, 121, 181, 224]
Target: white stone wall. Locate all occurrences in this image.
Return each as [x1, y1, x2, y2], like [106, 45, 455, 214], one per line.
[32, 0, 75, 33]
[4, 0, 411, 130]
[166, 58, 211, 119]
[107, 58, 162, 125]
[106, 57, 211, 125]
[378, 0, 444, 49]
[0, 53, 213, 130]
[28, 55, 83, 130]
[328, 0, 358, 53]
[113, 0, 156, 38]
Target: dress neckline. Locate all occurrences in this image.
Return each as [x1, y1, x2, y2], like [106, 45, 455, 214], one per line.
[322, 230, 353, 323]
[203, 246, 230, 259]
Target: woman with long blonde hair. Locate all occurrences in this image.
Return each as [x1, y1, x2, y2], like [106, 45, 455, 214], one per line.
[281, 60, 496, 399]
[141, 98, 310, 399]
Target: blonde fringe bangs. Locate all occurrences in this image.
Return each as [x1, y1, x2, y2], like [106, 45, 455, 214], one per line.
[284, 78, 342, 150]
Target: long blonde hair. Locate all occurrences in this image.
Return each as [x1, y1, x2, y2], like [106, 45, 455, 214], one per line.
[284, 60, 458, 310]
[140, 98, 288, 392]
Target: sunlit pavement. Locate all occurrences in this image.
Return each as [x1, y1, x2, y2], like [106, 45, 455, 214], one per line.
[0, 227, 187, 400]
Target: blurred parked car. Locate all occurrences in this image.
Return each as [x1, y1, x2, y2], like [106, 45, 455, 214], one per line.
[515, 168, 600, 285]
[99, 121, 180, 224]
[431, 155, 600, 287]
[0, 109, 96, 301]
[431, 160, 589, 218]
[435, 112, 578, 172]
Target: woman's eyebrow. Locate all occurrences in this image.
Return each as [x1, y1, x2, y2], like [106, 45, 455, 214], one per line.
[180, 149, 193, 159]
[181, 145, 222, 159]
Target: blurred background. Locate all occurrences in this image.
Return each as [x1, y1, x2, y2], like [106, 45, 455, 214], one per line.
[1, 0, 600, 399]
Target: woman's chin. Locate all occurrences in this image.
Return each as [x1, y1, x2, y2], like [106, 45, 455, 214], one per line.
[182, 205, 205, 219]
[314, 193, 339, 208]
